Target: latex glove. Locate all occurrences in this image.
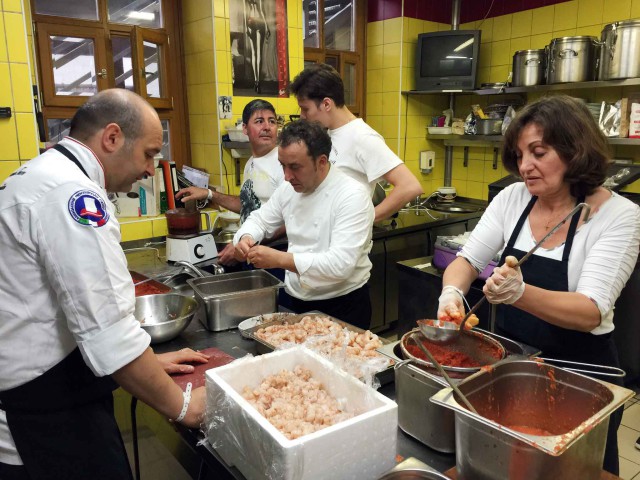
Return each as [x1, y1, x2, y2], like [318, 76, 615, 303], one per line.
[483, 255, 525, 305]
[437, 285, 466, 323]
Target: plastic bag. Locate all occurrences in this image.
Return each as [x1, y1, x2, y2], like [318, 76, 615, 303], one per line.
[501, 106, 517, 135]
[599, 100, 621, 137]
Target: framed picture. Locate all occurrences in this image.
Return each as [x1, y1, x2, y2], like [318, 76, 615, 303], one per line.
[229, 0, 289, 97]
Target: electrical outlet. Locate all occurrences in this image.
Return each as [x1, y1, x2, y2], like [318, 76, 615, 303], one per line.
[419, 150, 435, 173]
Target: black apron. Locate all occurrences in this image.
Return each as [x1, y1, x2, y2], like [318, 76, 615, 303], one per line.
[495, 195, 623, 475]
[0, 144, 133, 479]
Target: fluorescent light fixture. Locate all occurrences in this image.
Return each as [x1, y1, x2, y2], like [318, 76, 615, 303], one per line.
[127, 11, 155, 21]
[446, 55, 469, 59]
[453, 38, 474, 52]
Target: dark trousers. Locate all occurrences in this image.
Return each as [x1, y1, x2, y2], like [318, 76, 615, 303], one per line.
[285, 284, 372, 330]
[0, 463, 30, 480]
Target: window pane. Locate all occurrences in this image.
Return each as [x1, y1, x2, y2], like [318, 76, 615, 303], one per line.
[325, 56, 338, 70]
[34, 0, 98, 21]
[108, 0, 163, 28]
[112, 37, 135, 91]
[50, 36, 98, 96]
[303, 0, 319, 48]
[344, 62, 355, 105]
[160, 119, 170, 159]
[324, 1, 354, 51]
[142, 41, 163, 98]
[46, 118, 71, 147]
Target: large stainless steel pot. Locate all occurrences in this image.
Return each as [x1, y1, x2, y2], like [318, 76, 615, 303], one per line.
[546, 36, 599, 84]
[599, 19, 640, 80]
[512, 49, 546, 86]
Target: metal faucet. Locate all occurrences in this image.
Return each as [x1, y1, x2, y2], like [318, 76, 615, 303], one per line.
[173, 260, 206, 278]
[210, 264, 225, 275]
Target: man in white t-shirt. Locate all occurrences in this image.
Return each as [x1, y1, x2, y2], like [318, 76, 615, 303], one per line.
[233, 120, 374, 329]
[289, 63, 423, 221]
[176, 99, 285, 265]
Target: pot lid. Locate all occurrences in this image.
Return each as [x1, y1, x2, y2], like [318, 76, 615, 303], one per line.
[513, 48, 546, 55]
[550, 35, 598, 43]
[602, 18, 640, 30]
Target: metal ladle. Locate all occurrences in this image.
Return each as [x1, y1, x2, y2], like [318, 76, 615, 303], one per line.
[419, 202, 592, 345]
[410, 333, 477, 414]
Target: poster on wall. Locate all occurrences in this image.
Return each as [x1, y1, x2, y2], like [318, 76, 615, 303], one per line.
[229, 0, 289, 97]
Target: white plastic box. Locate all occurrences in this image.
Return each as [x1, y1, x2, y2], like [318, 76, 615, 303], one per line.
[205, 347, 398, 480]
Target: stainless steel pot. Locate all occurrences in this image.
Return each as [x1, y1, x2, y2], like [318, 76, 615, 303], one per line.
[512, 49, 546, 86]
[598, 19, 640, 80]
[546, 36, 599, 84]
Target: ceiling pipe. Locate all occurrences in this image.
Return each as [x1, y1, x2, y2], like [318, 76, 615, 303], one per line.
[444, 0, 462, 187]
[451, 0, 461, 30]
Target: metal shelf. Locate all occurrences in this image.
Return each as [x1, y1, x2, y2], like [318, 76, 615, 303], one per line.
[428, 134, 640, 147]
[403, 77, 640, 96]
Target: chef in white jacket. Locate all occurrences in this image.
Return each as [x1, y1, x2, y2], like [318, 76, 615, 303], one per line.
[234, 119, 374, 329]
[0, 89, 206, 480]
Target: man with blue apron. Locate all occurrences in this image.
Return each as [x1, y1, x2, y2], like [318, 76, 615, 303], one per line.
[495, 195, 623, 475]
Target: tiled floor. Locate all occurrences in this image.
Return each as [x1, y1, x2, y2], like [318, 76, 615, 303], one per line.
[619, 390, 640, 480]
[125, 387, 640, 480]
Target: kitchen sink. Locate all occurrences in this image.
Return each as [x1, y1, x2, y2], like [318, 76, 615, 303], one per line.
[422, 202, 484, 214]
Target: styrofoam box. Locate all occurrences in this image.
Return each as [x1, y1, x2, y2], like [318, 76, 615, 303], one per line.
[205, 347, 398, 480]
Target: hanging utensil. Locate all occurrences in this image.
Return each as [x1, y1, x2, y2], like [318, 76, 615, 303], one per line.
[410, 333, 477, 414]
[420, 202, 592, 345]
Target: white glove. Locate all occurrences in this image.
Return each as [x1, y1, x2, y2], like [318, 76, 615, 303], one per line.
[437, 285, 465, 322]
[483, 255, 525, 305]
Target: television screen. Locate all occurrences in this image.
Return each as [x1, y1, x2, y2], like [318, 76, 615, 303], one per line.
[414, 30, 481, 91]
[420, 34, 476, 78]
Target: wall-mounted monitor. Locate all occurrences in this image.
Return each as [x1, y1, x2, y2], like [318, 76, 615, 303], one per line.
[414, 30, 481, 92]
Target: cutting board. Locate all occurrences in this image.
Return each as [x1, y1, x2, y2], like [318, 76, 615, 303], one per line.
[170, 347, 235, 391]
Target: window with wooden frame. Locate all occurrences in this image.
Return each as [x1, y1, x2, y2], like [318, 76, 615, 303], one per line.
[30, 0, 189, 167]
[302, 0, 365, 117]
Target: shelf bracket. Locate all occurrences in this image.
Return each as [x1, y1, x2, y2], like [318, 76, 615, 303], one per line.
[492, 147, 499, 170]
[463, 147, 469, 167]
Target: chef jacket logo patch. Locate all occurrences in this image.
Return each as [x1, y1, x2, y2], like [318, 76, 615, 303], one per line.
[68, 190, 109, 227]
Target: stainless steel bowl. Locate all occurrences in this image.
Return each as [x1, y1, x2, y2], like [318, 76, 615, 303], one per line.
[134, 293, 198, 343]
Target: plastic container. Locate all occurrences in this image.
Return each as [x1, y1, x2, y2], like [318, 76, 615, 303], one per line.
[427, 126, 452, 135]
[205, 347, 398, 480]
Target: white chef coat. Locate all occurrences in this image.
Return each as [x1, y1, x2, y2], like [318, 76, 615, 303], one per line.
[234, 167, 374, 300]
[0, 137, 150, 464]
[240, 146, 285, 223]
[328, 118, 403, 194]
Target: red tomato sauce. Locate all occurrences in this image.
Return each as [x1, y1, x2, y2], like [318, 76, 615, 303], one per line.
[405, 337, 501, 368]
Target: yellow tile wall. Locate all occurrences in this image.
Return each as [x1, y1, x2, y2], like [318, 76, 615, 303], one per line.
[120, 0, 308, 242]
[0, 0, 38, 182]
[180, 0, 304, 201]
[386, 0, 640, 200]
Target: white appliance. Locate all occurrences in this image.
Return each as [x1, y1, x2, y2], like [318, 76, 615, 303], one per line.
[166, 234, 218, 263]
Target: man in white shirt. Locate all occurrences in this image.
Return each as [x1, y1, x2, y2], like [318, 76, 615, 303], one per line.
[176, 99, 285, 266]
[0, 89, 206, 479]
[233, 120, 374, 329]
[289, 63, 424, 221]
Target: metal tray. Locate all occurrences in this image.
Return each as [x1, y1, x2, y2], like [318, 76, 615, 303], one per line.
[187, 270, 284, 331]
[245, 311, 395, 385]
